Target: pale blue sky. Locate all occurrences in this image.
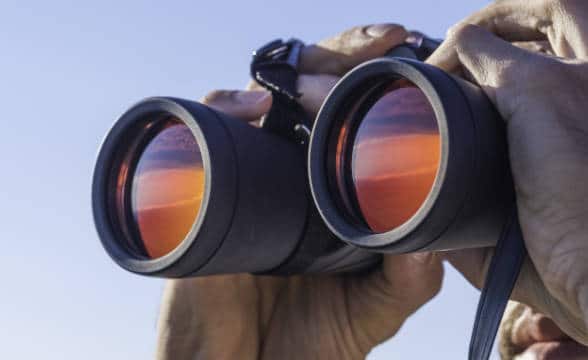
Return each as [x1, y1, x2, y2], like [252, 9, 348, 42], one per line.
[0, 0, 495, 358]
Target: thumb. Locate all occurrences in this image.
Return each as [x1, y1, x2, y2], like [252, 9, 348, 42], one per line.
[345, 252, 443, 351]
[443, 247, 494, 290]
[201, 90, 272, 122]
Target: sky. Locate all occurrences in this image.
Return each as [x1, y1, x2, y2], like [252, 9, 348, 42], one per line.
[0, 0, 495, 358]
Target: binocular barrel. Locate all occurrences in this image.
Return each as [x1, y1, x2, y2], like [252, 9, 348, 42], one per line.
[92, 97, 379, 278]
[93, 56, 514, 278]
[309, 57, 514, 253]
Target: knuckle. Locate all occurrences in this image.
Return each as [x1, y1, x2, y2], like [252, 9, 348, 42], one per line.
[448, 23, 480, 47]
[351, 25, 367, 36]
[445, 22, 464, 39]
[331, 25, 362, 45]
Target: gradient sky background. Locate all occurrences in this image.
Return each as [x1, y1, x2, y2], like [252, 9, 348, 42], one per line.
[0, 0, 496, 358]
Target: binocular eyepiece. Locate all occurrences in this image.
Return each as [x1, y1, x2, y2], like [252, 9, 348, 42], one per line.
[93, 54, 513, 279]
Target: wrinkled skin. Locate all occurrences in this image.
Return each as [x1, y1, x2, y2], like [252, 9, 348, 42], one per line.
[156, 24, 444, 360]
[427, 0, 588, 353]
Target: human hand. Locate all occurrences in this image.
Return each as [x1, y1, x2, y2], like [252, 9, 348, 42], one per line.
[428, 0, 588, 345]
[156, 24, 444, 360]
[499, 301, 588, 360]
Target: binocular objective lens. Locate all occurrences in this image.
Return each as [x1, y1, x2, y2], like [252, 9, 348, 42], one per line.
[129, 119, 205, 258]
[347, 81, 441, 233]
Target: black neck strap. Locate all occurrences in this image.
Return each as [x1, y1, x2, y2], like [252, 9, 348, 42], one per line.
[468, 208, 527, 360]
[388, 34, 528, 360]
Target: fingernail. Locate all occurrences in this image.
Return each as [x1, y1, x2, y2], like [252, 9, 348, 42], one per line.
[235, 90, 270, 104]
[366, 23, 402, 38]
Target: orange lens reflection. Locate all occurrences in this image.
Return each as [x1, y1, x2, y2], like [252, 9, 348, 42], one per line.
[351, 82, 440, 233]
[131, 119, 205, 258]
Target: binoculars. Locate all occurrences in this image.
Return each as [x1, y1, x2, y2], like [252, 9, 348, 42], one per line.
[92, 35, 515, 278]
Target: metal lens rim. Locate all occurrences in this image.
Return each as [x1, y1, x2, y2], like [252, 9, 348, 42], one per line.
[113, 113, 170, 259]
[309, 58, 453, 251]
[334, 78, 442, 235]
[333, 75, 445, 239]
[115, 115, 205, 260]
[327, 80, 392, 231]
[93, 98, 212, 274]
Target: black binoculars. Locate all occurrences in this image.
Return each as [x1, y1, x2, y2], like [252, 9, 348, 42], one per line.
[92, 35, 515, 278]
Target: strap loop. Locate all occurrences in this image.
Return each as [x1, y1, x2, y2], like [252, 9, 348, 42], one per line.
[251, 39, 304, 99]
[251, 39, 311, 144]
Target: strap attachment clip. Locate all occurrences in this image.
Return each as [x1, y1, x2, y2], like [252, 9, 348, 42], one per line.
[251, 38, 310, 144]
[251, 38, 304, 100]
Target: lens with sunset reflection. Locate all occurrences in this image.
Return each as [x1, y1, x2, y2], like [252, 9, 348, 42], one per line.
[131, 119, 205, 259]
[350, 81, 440, 233]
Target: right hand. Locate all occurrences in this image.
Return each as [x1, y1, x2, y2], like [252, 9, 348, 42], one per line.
[428, 0, 588, 345]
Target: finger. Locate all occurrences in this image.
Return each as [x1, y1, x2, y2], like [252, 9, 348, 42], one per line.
[451, 24, 538, 106]
[539, 0, 588, 58]
[511, 306, 570, 348]
[443, 247, 543, 308]
[513, 40, 554, 56]
[364, 253, 444, 321]
[244, 75, 339, 121]
[245, 80, 265, 91]
[498, 301, 528, 359]
[442, 249, 543, 324]
[380, 252, 444, 313]
[428, 0, 547, 72]
[457, 0, 548, 41]
[447, 40, 555, 80]
[515, 341, 588, 360]
[428, 39, 554, 76]
[299, 23, 408, 76]
[201, 89, 272, 122]
[442, 247, 494, 289]
[427, 0, 546, 72]
[297, 74, 340, 116]
[345, 252, 443, 350]
[428, 0, 588, 71]
[445, 246, 588, 344]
